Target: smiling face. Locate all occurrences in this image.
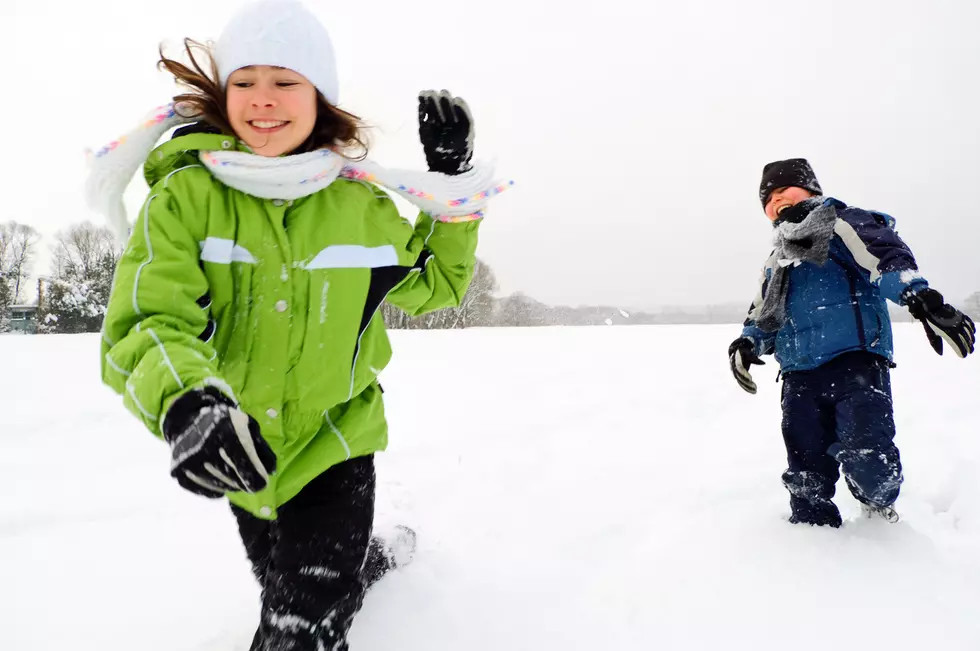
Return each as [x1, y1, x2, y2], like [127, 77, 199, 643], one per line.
[225, 65, 318, 157]
[764, 186, 815, 222]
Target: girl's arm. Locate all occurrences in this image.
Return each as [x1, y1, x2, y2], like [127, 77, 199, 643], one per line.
[101, 178, 226, 438]
[369, 194, 481, 317]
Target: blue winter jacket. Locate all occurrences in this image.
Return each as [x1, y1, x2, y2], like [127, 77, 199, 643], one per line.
[741, 198, 929, 373]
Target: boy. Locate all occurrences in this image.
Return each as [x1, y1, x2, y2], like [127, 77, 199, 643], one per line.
[729, 158, 975, 527]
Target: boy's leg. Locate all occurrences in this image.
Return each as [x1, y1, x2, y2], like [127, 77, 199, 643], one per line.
[252, 455, 376, 651]
[830, 353, 903, 508]
[780, 370, 843, 527]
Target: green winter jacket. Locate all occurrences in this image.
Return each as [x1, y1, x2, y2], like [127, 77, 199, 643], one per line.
[101, 133, 480, 519]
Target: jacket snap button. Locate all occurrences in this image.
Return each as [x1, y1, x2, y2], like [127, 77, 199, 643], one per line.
[266, 408, 278, 419]
[275, 300, 288, 312]
[221, 140, 232, 149]
[259, 506, 272, 517]
[273, 199, 285, 207]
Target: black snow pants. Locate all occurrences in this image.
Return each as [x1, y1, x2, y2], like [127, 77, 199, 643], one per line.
[231, 454, 394, 651]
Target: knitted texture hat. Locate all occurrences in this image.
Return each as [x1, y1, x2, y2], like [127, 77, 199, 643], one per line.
[758, 158, 823, 208]
[214, 0, 340, 104]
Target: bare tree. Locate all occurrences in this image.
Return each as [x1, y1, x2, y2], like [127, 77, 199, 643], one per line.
[51, 221, 117, 280]
[39, 222, 121, 334]
[0, 222, 40, 304]
[382, 258, 499, 330]
[448, 258, 498, 328]
[0, 269, 11, 333]
[0, 224, 10, 273]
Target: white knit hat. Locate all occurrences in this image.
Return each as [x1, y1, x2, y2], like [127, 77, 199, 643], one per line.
[214, 0, 340, 104]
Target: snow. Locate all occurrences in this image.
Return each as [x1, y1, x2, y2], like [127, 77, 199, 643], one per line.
[2, 324, 979, 651]
[901, 270, 925, 284]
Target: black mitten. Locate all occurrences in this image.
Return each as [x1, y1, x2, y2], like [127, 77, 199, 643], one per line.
[905, 288, 976, 358]
[729, 337, 766, 395]
[162, 388, 277, 498]
[418, 89, 474, 176]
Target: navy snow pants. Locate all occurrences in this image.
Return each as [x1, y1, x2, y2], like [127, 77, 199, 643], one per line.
[780, 351, 903, 526]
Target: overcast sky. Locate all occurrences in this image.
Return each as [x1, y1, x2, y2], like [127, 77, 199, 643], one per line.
[3, 0, 978, 309]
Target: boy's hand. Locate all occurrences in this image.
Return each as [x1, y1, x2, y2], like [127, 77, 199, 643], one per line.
[905, 288, 976, 358]
[729, 337, 766, 394]
[162, 388, 277, 498]
[418, 89, 474, 176]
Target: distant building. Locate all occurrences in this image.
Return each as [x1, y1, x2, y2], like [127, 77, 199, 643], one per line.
[7, 304, 38, 333]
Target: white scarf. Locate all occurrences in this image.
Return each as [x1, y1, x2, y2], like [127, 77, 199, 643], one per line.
[85, 103, 512, 244]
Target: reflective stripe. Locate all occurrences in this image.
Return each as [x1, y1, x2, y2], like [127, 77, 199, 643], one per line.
[303, 245, 398, 270]
[323, 412, 352, 460]
[104, 353, 131, 377]
[146, 328, 184, 390]
[163, 164, 203, 188]
[834, 220, 882, 283]
[132, 194, 159, 316]
[199, 237, 257, 264]
[126, 382, 158, 420]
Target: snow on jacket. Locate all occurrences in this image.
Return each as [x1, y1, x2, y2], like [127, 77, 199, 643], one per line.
[741, 197, 929, 373]
[101, 132, 480, 519]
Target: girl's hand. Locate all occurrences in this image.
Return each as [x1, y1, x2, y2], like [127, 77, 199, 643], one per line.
[418, 89, 474, 176]
[163, 388, 277, 498]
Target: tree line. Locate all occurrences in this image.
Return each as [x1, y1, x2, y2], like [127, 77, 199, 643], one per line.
[3, 219, 978, 335]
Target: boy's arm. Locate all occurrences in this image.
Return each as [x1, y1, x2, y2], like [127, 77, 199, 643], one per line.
[739, 255, 777, 356]
[834, 208, 929, 305]
[836, 207, 975, 358]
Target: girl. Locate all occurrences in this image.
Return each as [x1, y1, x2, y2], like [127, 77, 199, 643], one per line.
[86, 1, 511, 648]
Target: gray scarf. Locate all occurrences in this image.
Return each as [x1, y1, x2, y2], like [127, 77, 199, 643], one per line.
[751, 197, 839, 333]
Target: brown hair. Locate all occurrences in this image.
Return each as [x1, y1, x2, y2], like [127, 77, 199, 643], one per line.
[157, 38, 369, 159]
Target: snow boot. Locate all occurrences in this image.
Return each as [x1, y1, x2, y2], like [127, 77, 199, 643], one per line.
[859, 502, 900, 523]
[788, 496, 843, 528]
[364, 525, 417, 588]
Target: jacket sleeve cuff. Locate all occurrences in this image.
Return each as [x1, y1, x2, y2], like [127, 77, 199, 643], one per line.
[880, 269, 929, 305]
[740, 325, 774, 356]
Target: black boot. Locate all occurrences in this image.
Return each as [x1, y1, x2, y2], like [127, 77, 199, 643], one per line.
[364, 525, 417, 588]
[788, 496, 842, 528]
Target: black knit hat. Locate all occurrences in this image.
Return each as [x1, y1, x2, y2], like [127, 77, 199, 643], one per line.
[759, 158, 823, 208]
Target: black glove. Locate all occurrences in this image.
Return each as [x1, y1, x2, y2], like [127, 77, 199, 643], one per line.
[162, 388, 277, 498]
[729, 337, 766, 395]
[418, 89, 474, 175]
[905, 287, 976, 358]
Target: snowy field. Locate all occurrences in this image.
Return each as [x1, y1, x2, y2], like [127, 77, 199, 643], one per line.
[2, 324, 979, 651]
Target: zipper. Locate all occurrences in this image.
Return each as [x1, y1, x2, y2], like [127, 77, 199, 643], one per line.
[829, 252, 866, 348]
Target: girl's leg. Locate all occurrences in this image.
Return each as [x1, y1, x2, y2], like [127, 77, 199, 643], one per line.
[231, 504, 276, 651]
[252, 455, 376, 651]
[231, 504, 275, 586]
